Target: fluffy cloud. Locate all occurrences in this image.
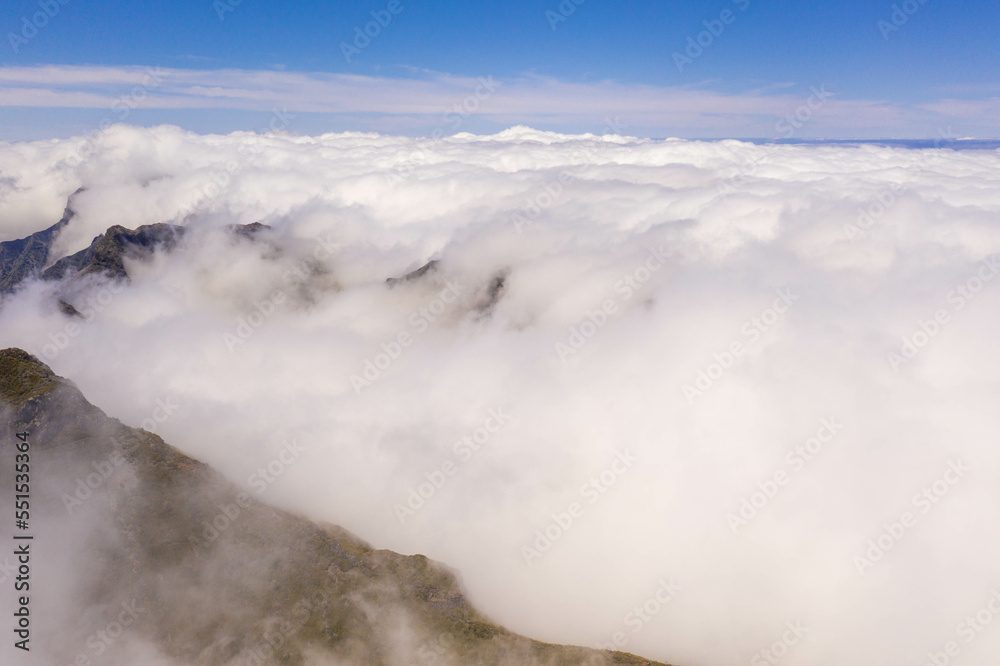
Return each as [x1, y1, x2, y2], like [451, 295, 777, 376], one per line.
[2, 125, 1000, 666]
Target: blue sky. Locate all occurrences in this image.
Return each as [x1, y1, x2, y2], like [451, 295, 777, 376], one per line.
[1, 0, 998, 139]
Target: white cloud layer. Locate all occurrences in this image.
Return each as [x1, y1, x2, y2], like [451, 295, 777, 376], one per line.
[2, 125, 1000, 666]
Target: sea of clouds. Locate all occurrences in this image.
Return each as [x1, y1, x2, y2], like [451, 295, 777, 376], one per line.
[1, 124, 1000, 666]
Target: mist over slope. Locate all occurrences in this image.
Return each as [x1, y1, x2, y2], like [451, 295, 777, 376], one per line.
[0, 348, 659, 665]
[1, 125, 1000, 666]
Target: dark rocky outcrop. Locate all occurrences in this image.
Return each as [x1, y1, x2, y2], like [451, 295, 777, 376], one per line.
[228, 222, 272, 239]
[477, 273, 507, 315]
[0, 193, 275, 295]
[0, 196, 77, 293]
[386, 260, 439, 286]
[40, 223, 185, 282]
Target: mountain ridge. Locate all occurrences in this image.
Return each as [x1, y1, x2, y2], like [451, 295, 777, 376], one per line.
[0, 193, 271, 295]
[0, 348, 669, 666]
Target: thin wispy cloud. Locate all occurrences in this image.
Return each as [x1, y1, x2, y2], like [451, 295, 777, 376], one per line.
[0, 65, 982, 137]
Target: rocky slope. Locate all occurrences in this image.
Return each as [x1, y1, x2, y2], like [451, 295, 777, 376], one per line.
[39, 222, 185, 283]
[0, 193, 268, 294]
[0, 198, 76, 293]
[0, 349, 667, 666]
